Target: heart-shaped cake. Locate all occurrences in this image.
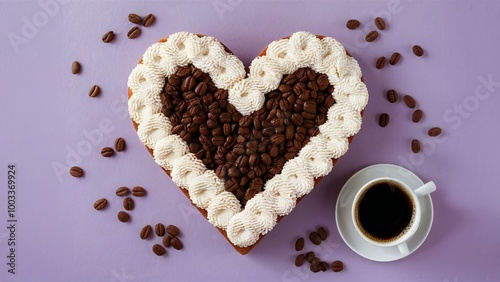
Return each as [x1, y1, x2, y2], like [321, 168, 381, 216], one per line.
[128, 31, 368, 254]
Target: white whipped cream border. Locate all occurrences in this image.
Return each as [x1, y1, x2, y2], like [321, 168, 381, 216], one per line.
[128, 31, 368, 248]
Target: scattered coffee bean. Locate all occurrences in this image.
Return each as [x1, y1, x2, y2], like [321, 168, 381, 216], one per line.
[389, 52, 401, 65]
[376, 56, 387, 69]
[428, 127, 442, 137]
[320, 262, 329, 272]
[387, 89, 398, 103]
[93, 198, 107, 210]
[101, 147, 114, 157]
[140, 225, 152, 239]
[171, 237, 183, 250]
[295, 237, 305, 251]
[115, 186, 130, 196]
[102, 31, 115, 43]
[411, 139, 421, 153]
[365, 31, 379, 42]
[403, 95, 416, 108]
[163, 235, 172, 248]
[117, 211, 129, 222]
[412, 109, 423, 123]
[115, 137, 126, 152]
[128, 13, 142, 24]
[88, 85, 101, 98]
[317, 227, 328, 241]
[374, 17, 386, 30]
[69, 166, 84, 177]
[155, 223, 165, 237]
[378, 113, 390, 127]
[295, 254, 305, 267]
[166, 225, 180, 237]
[143, 14, 155, 27]
[346, 19, 360, 30]
[71, 61, 81, 74]
[305, 252, 315, 262]
[413, 45, 424, 57]
[132, 186, 146, 197]
[127, 26, 141, 39]
[123, 197, 134, 210]
[152, 244, 166, 256]
[332, 260, 344, 272]
[310, 262, 320, 273]
[309, 232, 322, 245]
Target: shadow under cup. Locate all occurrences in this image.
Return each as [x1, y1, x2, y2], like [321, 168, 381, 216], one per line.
[353, 179, 417, 244]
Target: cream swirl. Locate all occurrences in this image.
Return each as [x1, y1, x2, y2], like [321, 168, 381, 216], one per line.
[153, 135, 189, 171]
[170, 154, 206, 189]
[206, 191, 242, 229]
[188, 170, 225, 209]
[137, 113, 172, 149]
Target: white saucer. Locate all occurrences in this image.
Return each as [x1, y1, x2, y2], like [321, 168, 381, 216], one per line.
[335, 164, 434, 262]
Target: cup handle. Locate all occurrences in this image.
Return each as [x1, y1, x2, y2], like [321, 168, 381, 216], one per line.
[397, 242, 410, 255]
[414, 181, 436, 197]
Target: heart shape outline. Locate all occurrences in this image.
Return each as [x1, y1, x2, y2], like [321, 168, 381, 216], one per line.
[128, 31, 368, 254]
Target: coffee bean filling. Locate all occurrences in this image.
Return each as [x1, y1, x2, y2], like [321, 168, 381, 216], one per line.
[159, 65, 335, 206]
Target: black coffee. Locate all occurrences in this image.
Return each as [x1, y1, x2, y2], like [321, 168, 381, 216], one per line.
[356, 181, 414, 242]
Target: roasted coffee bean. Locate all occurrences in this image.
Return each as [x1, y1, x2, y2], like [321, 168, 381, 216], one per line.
[411, 139, 421, 153]
[123, 197, 134, 210]
[93, 198, 107, 210]
[140, 225, 152, 239]
[379, 113, 390, 127]
[389, 52, 401, 65]
[116, 186, 129, 196]
[413, 45, 424, 56]
[155, 223, 165, 237]
[132, 186, 146, 197]
[163, 235, 172, 248]
[171, 237, 183, 250]
[376, 56, 387, 69]
[311, 258, 321, 268]
[374, 17, 386, 30]
[332, 260, 344, 272]
[152, 244, 166, 256]
[317, 227, 328, 241]
[320, 262, 329, 272]
[387, 89, 398, 103]
[101, 147, 114, 157]
[228, 166, 241, 178]
[166, 225, 180, 237]
[412, 109, 423, 123]
[69, 166, 84, 177]
[114, 137, 126, 152]
[143, 14, 155, 27]
[403, 95, 416, 108]
[128, 13, 142, 24]
[181, 76, 196, 91]
[271, 134, 285, 145]
[305, 252, 315, 262]
[71, 61, 80, 74]
[102, 31, 115, 43]
[295, 254, 305, 267]
[346, 19, 361, 30]
[117, 211, 129, 222]
[310, 263, 320, 273]
[365, 30, 379, 42]
[303, 101, 317, 114]
[295, 237, 305, 251]
[127, 26, 141, 39]
[428, 127, 442, 137]
[88, 85, 101, 97]
[309, 232, 322, 245]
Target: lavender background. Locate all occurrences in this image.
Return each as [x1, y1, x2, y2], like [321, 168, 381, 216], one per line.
[1, 0, 500, 281]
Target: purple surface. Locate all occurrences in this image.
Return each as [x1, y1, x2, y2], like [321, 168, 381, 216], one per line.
[1, 1, 500, 281]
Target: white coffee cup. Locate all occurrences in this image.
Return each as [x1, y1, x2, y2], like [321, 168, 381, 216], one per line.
[351, 177, 436, 255]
